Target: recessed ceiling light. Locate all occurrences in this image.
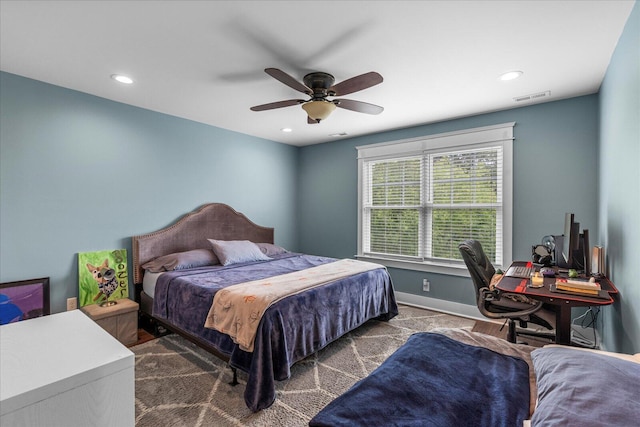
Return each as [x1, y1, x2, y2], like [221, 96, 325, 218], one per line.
[111, 74, 133, 84]
[280, 128, 293, 133]
[499, 71, 523, 81]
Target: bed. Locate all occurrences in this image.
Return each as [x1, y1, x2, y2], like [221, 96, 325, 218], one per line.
[131, 203, 398, 412]
[309, 328, 640, 427]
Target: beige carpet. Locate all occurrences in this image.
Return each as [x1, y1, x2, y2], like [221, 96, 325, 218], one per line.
[133, 305, 475, 427]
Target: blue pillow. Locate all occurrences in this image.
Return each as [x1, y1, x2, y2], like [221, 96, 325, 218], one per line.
[141, 249, 219, 272]
[208, 239, 271, 266]
[255, 242, 288, 256]
[531, 346, 640, 426]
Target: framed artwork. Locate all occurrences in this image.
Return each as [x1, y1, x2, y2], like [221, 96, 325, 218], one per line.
[78, 249, 129, 307]
[0, 277, 50, 325]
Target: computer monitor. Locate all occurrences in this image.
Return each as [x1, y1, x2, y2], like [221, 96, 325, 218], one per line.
[560, 213, 577, 268]
[559, 212, 589, 273]
[582, 229, 591, 275]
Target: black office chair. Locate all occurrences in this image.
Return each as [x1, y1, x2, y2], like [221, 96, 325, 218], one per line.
[458, 239, 555, 343]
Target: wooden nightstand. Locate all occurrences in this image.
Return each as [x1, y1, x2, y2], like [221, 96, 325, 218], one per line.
[81, 298, 139, 346]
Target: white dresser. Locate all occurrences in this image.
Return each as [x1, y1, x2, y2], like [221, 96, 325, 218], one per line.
[1, 310, 135, 426]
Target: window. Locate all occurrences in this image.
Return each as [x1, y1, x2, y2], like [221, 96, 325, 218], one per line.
[357, 123, 513, 276]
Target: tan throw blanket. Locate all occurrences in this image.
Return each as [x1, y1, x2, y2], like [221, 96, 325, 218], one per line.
[204, 259, 384, 352]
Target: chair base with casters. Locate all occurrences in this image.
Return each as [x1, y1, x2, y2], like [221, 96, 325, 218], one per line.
[458, 239, 556, 344]
[477, 286, 555, 343]
[512, 318, 556, 344]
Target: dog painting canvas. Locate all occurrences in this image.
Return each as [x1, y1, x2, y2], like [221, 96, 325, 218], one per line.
[78, 249, 129, 307]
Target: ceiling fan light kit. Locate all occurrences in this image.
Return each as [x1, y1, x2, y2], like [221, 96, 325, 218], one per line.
[251, 68, 383, 124]
[302, 100, 336, 121]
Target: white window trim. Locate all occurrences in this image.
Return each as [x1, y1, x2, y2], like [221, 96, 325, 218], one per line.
[356, 122, 514, 276]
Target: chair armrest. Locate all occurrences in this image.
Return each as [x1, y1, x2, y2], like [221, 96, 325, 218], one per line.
[480, 287, 498, 301]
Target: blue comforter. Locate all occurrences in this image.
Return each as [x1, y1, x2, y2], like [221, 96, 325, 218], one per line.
[309, 332, 531, 427]
[152, 253, 398, 411]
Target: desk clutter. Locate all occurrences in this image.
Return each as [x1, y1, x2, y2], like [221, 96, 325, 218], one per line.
[555, 277, 600, 294]
[505, 264, 534, 278]
[529, 272, 544, 287]
[550, 278, 611, 300]
[531, 212, 607, 278]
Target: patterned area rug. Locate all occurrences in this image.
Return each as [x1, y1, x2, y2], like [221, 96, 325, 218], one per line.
[133, 305, 475, 426]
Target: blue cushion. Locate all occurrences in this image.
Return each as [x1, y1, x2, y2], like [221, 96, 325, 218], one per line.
[310, 333, 530, 427]
[531, 346, 640, 426]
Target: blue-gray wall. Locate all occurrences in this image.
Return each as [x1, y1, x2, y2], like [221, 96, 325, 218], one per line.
[0, 72, 299, 314]
[598, 1, 640, 354]
[298, 96, 599, 305]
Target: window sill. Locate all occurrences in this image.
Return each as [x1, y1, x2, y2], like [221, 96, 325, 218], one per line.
[355, 254, 471, 277]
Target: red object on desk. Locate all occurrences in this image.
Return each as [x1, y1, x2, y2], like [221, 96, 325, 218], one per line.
[496, 261, 618, 345]
[514, 280, 528, 293]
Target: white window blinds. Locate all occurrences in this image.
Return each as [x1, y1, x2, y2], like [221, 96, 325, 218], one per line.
[357, 123, 513, 274]
[363, 156, 422, 258]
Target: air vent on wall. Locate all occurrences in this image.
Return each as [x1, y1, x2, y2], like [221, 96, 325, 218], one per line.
[513, 90, 551, 102]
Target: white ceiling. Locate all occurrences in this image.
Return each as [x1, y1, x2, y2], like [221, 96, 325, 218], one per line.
[0, 1, 635, 146]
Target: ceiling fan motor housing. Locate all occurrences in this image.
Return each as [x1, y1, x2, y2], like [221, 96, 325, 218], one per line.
[303, 72, 335, 98]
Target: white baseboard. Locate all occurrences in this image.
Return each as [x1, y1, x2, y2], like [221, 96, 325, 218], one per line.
[395, 291, 490, 323]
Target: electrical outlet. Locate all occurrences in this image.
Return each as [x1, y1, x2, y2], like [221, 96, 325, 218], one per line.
[66, 297, 77, 311]
[422, 279, 430, 292]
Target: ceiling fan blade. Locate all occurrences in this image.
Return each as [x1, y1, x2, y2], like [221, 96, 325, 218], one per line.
[334, 99, 384, 115]
[307, 116, 319, 124]
[250, 99, 304, 111]
[265, 68, 312, 94]
[330, 72, 383, 96]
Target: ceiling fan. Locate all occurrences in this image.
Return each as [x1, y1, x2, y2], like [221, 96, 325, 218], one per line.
[250, 68, 384, 124]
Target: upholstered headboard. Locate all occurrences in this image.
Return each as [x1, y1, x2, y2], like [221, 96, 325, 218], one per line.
[131, 203, 274, 284]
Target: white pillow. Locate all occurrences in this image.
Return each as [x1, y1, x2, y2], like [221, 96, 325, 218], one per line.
[208, 239, 271, 266]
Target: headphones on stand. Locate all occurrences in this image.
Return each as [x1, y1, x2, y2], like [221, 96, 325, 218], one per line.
[532, 244, 553, 266]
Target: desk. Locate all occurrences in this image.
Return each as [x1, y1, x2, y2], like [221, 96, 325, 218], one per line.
[496, 262, 618, 345]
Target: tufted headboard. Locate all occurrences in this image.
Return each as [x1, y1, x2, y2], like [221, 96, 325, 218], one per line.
[131, 203, 274, 284]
